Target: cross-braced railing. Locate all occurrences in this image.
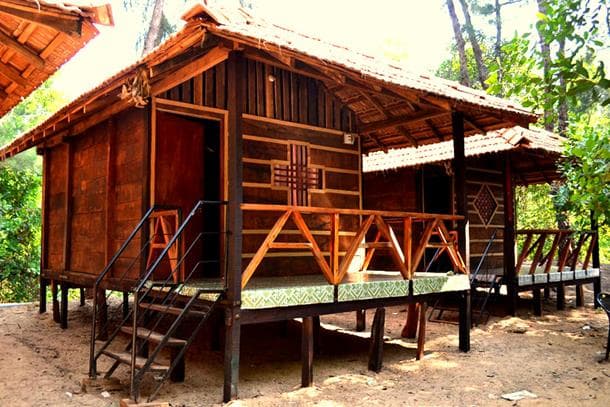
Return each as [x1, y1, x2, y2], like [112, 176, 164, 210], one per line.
[240, 204, 467, 288]
[515, 229, 598, 276]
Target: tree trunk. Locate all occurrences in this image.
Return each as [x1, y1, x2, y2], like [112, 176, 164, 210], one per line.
[142, 0, 165, 55]
[557, 37, 568, 136]
[494, 0, 503, 95]
[458, 0, 488, 89]
[446, 0, 471, 86]
[535, 0, 554, 131]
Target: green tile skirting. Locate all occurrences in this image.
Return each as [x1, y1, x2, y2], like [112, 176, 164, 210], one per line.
[181, 271, 471, 310]
[516, 268, 600, 286]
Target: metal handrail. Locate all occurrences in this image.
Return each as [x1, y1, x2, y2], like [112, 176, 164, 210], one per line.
[89, 204, 179, 378]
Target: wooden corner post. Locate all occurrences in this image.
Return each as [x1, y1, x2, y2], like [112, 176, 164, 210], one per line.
[452, 112, 471, 351]
[224, 50, 244, 403]
[503, 152, 518, 315]
[451, 112, 469, 271]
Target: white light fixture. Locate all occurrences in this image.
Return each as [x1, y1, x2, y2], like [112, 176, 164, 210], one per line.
[343, 133, 357, 145]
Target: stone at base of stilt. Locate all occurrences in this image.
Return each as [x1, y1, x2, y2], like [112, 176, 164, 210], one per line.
[119, 399, 170, 407]
[81, 377, 123, 393]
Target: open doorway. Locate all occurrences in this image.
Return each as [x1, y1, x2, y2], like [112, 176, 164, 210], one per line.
[153, 110, 222, 281]
[422, 166, 453, 272]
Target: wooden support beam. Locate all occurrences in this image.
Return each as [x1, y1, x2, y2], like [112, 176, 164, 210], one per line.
[60, 283, 68, 329]
[575, 285, 584, 307]
[223, 50, 244, 404]
[458, 290, 471, 352]
[0, 58, 26, 86]
[122, 292, 129, 319]
[0, 27, 44, 67]
[557, 284, 565, 310]
[452, 111, 469, 272]
[355, 310, 366, 332]
[416, 302, 427, 360]
[151, 46, 229, 96]
[0, 3, 83, 35]
[368, 308, 385, 372]
[301, 316, 314, 387]
[51, 280, 60, 323]
[533, 288, 542, 316]
[402, 303, 419, 339]
[359, 110, 446, 133]
[503, 152, 517, 316]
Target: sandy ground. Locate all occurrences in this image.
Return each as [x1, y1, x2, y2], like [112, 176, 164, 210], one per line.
[1, 271, 610, 407]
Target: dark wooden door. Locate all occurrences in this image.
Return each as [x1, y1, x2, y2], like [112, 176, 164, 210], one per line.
[154, 111, 208, 281]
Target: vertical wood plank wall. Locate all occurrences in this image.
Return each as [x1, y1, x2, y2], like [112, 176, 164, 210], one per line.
[465, 157, 505, 269]
[158, 60, 355, 131]
[43, 108, 148, 283]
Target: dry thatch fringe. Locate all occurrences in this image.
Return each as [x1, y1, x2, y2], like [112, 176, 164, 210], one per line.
[119, 68, 150, 108]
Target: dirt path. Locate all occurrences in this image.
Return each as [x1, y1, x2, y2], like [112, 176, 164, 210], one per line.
[1, 276, 610, 406]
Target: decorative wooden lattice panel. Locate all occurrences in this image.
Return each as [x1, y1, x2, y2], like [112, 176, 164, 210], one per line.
[473, 184, 498, 226]
[273, 144, 321, 205]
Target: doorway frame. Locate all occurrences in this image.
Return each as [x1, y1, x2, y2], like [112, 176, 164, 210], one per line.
[149, 96, 229, 280]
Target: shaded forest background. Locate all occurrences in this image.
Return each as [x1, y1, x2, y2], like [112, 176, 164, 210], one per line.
[0, 0, 608, 302]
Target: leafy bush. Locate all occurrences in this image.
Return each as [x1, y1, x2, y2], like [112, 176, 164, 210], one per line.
[0, 164, 41, 302]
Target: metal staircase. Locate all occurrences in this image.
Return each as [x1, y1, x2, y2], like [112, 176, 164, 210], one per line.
[88, 200, 227, 402]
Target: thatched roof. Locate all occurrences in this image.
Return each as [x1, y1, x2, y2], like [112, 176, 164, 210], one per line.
[363, 126, 565, 184]
[0, 1, 537, 160]
[0, 0, 113, 118]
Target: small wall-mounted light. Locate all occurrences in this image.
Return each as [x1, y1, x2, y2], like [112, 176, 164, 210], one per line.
[343, 133, 357, 145]
[267, 74, 276, 83]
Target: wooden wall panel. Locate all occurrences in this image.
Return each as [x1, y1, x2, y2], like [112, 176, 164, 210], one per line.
[241, 116, 361, 277]
[46, 145, 68, 270]
[160, 58, 357, 131]
[110, 108, 147, 280]
[465, 158, 505, 269]
[42, 107, 147, 285]
[363, 168, 419, 212]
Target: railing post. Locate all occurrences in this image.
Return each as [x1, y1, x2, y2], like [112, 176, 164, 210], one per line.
[403, 217, 412, 278]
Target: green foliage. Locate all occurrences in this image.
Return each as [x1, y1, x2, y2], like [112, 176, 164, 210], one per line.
[0, 165, 41, 302]
[487, 0, 609, 124]
[561, 117, 610, 225]
[515, 183, 557, 230]
[0, 80, 63, 302]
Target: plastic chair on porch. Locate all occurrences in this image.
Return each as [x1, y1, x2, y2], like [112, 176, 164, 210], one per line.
[597, 292, 610, 361]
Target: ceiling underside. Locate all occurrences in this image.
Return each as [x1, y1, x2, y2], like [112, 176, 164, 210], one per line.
[0, 0, 111, 118]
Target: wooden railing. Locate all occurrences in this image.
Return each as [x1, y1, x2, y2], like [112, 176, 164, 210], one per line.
[515, 229, 598, 275]
[240, 204, 467, 288]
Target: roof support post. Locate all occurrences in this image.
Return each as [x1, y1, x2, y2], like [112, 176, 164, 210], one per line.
[224, 50, 244, 403]
[452, 111, 469, 272]
[503, 151, 518, 315]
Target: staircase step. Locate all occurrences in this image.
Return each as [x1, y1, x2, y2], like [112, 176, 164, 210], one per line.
[101, 350, 169, 372]
[139, 302, 209, 318]
[120, 326, 187, 347]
